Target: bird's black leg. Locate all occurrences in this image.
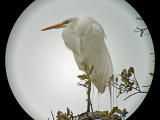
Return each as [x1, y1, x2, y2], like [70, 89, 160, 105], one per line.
[87, 83, 91, 112]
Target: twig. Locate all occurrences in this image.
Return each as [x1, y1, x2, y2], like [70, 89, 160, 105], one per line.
[87, 82, 95, 119]
[136, 17, 143, 20]
[134, 27, 148, 37]
[142, 85, 151, 87]
[124, 91, 148, 100]
[48, 111, 54, 120]
[133, 73, 141, 91]
[110, 67, 149, 101]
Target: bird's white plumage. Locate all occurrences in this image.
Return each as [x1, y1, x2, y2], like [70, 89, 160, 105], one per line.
[62, 16, 114, 93]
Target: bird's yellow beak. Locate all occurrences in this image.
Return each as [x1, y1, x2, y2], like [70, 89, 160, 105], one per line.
[41, 20, 68, 31]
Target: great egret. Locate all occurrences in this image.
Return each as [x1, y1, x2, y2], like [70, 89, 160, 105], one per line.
[42, 16, 115, 112]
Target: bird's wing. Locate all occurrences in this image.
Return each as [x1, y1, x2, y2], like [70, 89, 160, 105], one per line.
[78, 21, 114, 93]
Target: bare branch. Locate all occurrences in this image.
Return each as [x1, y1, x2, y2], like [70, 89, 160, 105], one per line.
[124, 91, 148, 100]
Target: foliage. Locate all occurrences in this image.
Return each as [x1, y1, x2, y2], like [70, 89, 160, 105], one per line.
[48, 107, 128, 120]
[77, 62, 95, 118]
[99, 107, 128, 120]
[112, 67, 148, 100]
[48, 63, 151, 120]
[135, 16, 148, 37]
[77, 62, 96, 88]
[48, 108, 79, 120]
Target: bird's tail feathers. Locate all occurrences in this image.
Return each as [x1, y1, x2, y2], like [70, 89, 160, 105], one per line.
[108, 74, 116, 110]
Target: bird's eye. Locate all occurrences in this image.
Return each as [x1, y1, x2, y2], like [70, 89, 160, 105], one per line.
[63, 20, 69, 24]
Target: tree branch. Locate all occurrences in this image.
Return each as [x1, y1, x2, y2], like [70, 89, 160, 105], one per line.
[124, 91, 148, 100]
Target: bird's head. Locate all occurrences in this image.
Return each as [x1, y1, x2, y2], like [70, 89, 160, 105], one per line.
[41, 17, 80, 31]
[41, 20, 69, 31]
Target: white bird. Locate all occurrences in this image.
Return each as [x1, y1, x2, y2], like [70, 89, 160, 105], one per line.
[42, 16, 115, 111]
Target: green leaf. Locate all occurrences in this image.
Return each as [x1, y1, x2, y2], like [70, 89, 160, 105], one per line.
[85, 80, 91, 85]
[128, 87, 132, 91]
[89, 65, 94, 75]
[67, 107, 70, 117]
[129, 67, 134, 74]
[109, 107, 118, 116]
[57, 111, 63, 116]
[122, 108, 128, 117]
[116, 109, 122, 114]
[121, 78, 127, 84]
[112, 114, 120, 119]
[121, 69, 127, 78]
[100, 113, 107, 117]
[140, 30, 143, 37]
[100, 117, 108, 119]
[77, 74, 89, 80]
[106, 110, 109, 116]
[127, 71, 132, 77]
[57, 111, 63, 120]
[121, 83, 125, 86]
[149, 73, 154, 76]
[131, 82, 134, 85]
[61, 114, 70, 120]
